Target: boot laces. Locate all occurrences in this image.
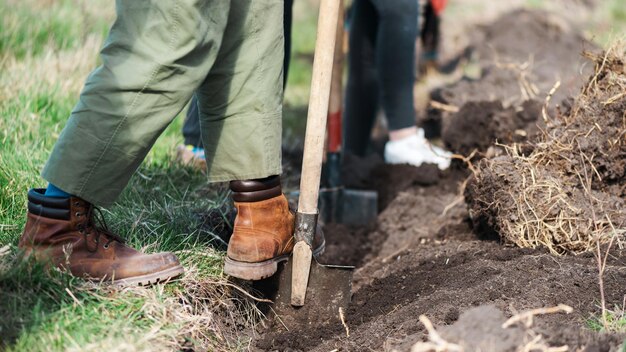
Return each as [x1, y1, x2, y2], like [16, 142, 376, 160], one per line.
[77, 205, 126, 251]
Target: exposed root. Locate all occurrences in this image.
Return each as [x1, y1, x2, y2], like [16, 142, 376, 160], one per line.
[339, 307, 350, 337]
[503, 304, 573, 328]
[430, 100, 460, 113]
[410, 305, 574, 352]
[410, 315, 463, 352]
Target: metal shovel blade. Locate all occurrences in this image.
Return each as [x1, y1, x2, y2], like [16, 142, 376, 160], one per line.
[270, 258, 353, 328]
[319, 188, 378, 225]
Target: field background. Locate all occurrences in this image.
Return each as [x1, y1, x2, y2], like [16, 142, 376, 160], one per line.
[0, 0, 624, 350]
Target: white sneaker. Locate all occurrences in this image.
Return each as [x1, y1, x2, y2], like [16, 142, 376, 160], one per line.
[384, 129, 452, 170]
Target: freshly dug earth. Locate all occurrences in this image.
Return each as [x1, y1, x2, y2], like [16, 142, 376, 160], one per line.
[466, 49, 626, 254]
[430, 9, 596, 156]
[255, 170, 626, 351]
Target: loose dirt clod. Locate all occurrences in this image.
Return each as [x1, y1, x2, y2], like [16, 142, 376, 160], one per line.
[409, 305, 572, 352]
[433, 9, 595, 156]
[466, 45, 626, 254]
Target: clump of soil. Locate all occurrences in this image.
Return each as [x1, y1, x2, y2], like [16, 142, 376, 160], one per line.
[466, 48, 626, 254]
[442, 100, 543, 156]
[436, 306, 527, 351]
[432, 9, 595, 156]
[412, 306, 528, 352]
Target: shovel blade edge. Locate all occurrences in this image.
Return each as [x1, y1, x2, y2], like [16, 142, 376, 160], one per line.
[272, 259, 352, 329]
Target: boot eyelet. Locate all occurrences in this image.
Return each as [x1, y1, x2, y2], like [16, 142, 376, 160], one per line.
[75, 212, 82, 217]
[103, 244, 110, 249]
[74, 202, 80, 207]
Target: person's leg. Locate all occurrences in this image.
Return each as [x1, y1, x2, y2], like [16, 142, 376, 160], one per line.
[195, 0, 322, 280]
[178, 0, 294, 170]
[177, 94, 207, 169]
[182, 95, 203, 148]
[283, 0, 294, 87]
[420, 0, 441, 71]
[197, 0, 284, 182]
[343, 0, 380, 157]
[22, 0, 232, 284]
[368, 0, 450, 169]
[371, 0, 419, 133]
[42, 0, 230, 206]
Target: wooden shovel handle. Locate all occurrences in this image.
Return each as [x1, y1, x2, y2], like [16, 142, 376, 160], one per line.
[297, 0, 341, 215]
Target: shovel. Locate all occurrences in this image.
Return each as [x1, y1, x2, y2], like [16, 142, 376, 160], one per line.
[320, 1, 378, 226]
[290, 0, 352, 309]
[271, 0, 353, 322]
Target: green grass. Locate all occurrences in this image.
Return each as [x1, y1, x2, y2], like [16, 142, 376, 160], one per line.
[0, 0, 285, 350]
[0, 0, 317, 349]
[587, 305, 626, 334]
[0, 0, 111, 60]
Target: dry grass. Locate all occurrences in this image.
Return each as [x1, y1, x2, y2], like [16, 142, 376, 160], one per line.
[1, 247, 266, 352]
[0, 35, 103, 101]
[467, 41, 626, 255]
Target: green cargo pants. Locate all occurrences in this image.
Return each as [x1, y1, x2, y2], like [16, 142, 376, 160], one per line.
[42, 0, 284, 207]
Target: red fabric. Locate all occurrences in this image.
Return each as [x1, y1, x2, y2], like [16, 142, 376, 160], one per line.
[327, 110, 342, 153]
[430, 0, 447, 16]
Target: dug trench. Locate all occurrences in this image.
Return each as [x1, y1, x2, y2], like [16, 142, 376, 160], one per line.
[253, 163, 626, 351]
[247, 9, 625, 352]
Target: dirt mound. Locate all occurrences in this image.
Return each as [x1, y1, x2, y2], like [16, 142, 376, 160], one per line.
[466, 48, 626, 254]
[432, 306, 527, 351]
[432, 9, 595, 156]
[412, 306, 528, 352]
[254, 172, 626, 351]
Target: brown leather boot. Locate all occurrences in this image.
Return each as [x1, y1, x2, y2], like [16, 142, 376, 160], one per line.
[19, 189, 184, 285]
[224, 176, 325, 280]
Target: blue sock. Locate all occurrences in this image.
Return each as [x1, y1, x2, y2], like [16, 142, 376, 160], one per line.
[44, 183, 71, 198]
[192, 146, 205, 159]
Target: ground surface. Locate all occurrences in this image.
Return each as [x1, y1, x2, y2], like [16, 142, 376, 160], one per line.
[0, 0, 625, 351]
[258, 168, 626, 351]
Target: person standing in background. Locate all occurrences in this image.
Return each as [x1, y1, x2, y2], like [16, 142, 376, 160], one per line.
[344, 0, 451, 169]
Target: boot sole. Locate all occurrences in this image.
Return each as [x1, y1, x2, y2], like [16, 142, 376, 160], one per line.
[224, 239, 326, 281]
[112, 265, 185, 287]
[20, 249, 185, 286]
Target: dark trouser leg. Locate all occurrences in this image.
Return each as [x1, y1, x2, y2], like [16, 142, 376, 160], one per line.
[284, 0, 294, 87]
[344, 0, 379, 156]
[182, 95, 202, 147]
[371, 0, 419, 131]
[421, 1, 440, 60]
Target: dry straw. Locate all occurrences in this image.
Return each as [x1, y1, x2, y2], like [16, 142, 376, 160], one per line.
[467, 43, 626, 255]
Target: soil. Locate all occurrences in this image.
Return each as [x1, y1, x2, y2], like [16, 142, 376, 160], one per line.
[255, 168, 626, 351]
[340, 152, 445, 211]
[249, 9, 625, 352]
[429, 9, 596, 156]
[466, 50, 626, 254]
[441, 100, 544, 156]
